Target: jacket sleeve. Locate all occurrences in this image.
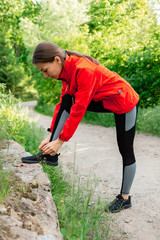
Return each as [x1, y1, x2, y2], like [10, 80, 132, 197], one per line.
[58, 68, 99, 141]
[50, 81, 67, 132]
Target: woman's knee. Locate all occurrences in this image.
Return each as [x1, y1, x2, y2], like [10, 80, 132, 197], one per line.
[121, 150, 136, 166]
[61, 94, 73, 112]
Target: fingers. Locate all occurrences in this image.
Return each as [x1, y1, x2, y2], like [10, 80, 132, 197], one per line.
[42, 147, 57, 155]
[39, 143, 45, 151]
[38, 145, 43, 151]
[39, 141, 48, 151]
[38, 137, 50, 151]
[42, 143, 57, 155]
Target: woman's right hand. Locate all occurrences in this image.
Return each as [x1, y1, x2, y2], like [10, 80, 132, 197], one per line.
[38, 134, 51, 151]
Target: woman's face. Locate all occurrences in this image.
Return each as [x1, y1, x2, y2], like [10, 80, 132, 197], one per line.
[35, 56, 63, 79]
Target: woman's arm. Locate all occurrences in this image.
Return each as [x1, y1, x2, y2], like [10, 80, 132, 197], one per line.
[58, 68, 99, 142]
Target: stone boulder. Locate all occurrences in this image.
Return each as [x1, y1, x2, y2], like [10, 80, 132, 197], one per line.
[0, 140, 63, 240]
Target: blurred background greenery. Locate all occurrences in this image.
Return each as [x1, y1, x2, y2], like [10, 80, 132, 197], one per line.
[0, 0, 159, 108]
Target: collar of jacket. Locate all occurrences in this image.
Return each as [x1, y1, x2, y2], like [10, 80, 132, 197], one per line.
[58, 54, 78, 82]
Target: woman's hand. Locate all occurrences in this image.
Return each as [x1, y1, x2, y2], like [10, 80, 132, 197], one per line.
[42, 138, 64, 156]
[38, 134, 51, 151]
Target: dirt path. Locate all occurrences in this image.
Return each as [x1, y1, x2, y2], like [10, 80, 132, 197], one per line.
[22, 101, 160, 240]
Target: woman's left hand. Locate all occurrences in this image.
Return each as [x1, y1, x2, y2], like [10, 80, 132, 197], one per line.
[42, 138, 64, 155]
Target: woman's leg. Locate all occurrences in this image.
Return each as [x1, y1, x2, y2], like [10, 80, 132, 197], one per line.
[114, 104, 138, 197]
[88, 101, 138, 196]
[87, 101, 139, 212]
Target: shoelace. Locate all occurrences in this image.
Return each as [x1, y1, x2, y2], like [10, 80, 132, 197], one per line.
[113, 195, 124, 209]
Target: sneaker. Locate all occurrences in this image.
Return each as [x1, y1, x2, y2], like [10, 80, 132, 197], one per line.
[21, 152, 59, 166]
[105, 194, 131, 213]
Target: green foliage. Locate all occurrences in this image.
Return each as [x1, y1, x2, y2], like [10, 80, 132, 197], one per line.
[0, 0, 159, 107]
[137, 105, 160, 136]
[85, 0, 160, 107]
[119, 47, 160, 107]
[0, 0, 41, 95]
[35, 103, 56, 116]
[0, 105, 45, 154]
[83, 111, 115, 127]
[34, 72, 62, 105]
[0, 84, 45, 154]
[0, 160, 13, 204]
[0, 34, 26, 92]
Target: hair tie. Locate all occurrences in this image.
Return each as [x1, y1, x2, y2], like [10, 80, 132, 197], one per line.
[64, 50, 68, 60]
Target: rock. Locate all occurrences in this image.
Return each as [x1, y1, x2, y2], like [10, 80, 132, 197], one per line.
[10, 226, 39, 240]
[0, 140, 63, 240]
[124, 218, 132, 223]
[0, 215, 23, 228]
[10, 209, 22, 221]
[0, 205, 7, 215]
[147, 219, 153, 223]
[38, 236, 59, 240]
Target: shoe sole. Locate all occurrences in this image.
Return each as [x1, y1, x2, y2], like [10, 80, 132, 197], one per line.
[21, 159, 58, 167]
[21, 159, 40, 164]
[109, 204, 132, 213]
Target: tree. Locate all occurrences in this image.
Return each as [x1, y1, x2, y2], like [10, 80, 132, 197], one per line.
[0, 0, 41, 93]
[85, 0, 160, 107]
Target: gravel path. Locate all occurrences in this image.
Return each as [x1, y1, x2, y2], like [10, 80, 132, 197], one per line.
[22, 101, 160, 240]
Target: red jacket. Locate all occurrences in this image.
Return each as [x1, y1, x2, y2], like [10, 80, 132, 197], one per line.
[50, 55, 139, 141]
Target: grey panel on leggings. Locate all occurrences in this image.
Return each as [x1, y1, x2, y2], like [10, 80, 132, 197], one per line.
[51, 110, 70, 141]
[121, 162, 136, 194]
[125, 106, 137, 131]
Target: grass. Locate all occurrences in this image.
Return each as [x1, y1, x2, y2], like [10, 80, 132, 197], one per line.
[136, 105, 160, 137]
[0, 103, 46, 154]
[0, 128, 21, 204]
[35, 102, 160, 137]
[35, 103, 56, 117]
[43, 164, 110, 239]
[0, 127, 12, 203]
[0, 158, 13, 204]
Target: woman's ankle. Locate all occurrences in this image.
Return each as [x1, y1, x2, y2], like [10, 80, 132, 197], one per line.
[121, 194, 129, 200]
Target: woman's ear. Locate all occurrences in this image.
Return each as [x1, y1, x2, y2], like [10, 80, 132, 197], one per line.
[54, 56, 61, 63]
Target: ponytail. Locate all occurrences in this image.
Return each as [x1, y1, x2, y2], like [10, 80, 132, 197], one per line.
[65, 50, 99, 65]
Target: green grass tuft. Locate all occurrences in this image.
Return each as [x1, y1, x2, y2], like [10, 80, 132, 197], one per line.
[0, 159, 12, 204]
[42, 164, 110, 239]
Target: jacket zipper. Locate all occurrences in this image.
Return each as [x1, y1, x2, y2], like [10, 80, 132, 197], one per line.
[65, 83, 69, 92]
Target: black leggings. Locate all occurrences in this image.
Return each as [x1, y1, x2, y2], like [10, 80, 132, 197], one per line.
[50, 94, 138, 195]
[87, 100, 137, 166]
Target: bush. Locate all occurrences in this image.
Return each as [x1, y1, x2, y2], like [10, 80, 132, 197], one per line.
[137, 105, 160, 137]
[0, 84, 45, 154]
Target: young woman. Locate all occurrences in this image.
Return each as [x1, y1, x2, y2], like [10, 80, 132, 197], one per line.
[22, 41, 139, 213]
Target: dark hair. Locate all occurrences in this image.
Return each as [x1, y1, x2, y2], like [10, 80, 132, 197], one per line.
[32, 41, 99, 65]
[65, 50, 99, 65]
